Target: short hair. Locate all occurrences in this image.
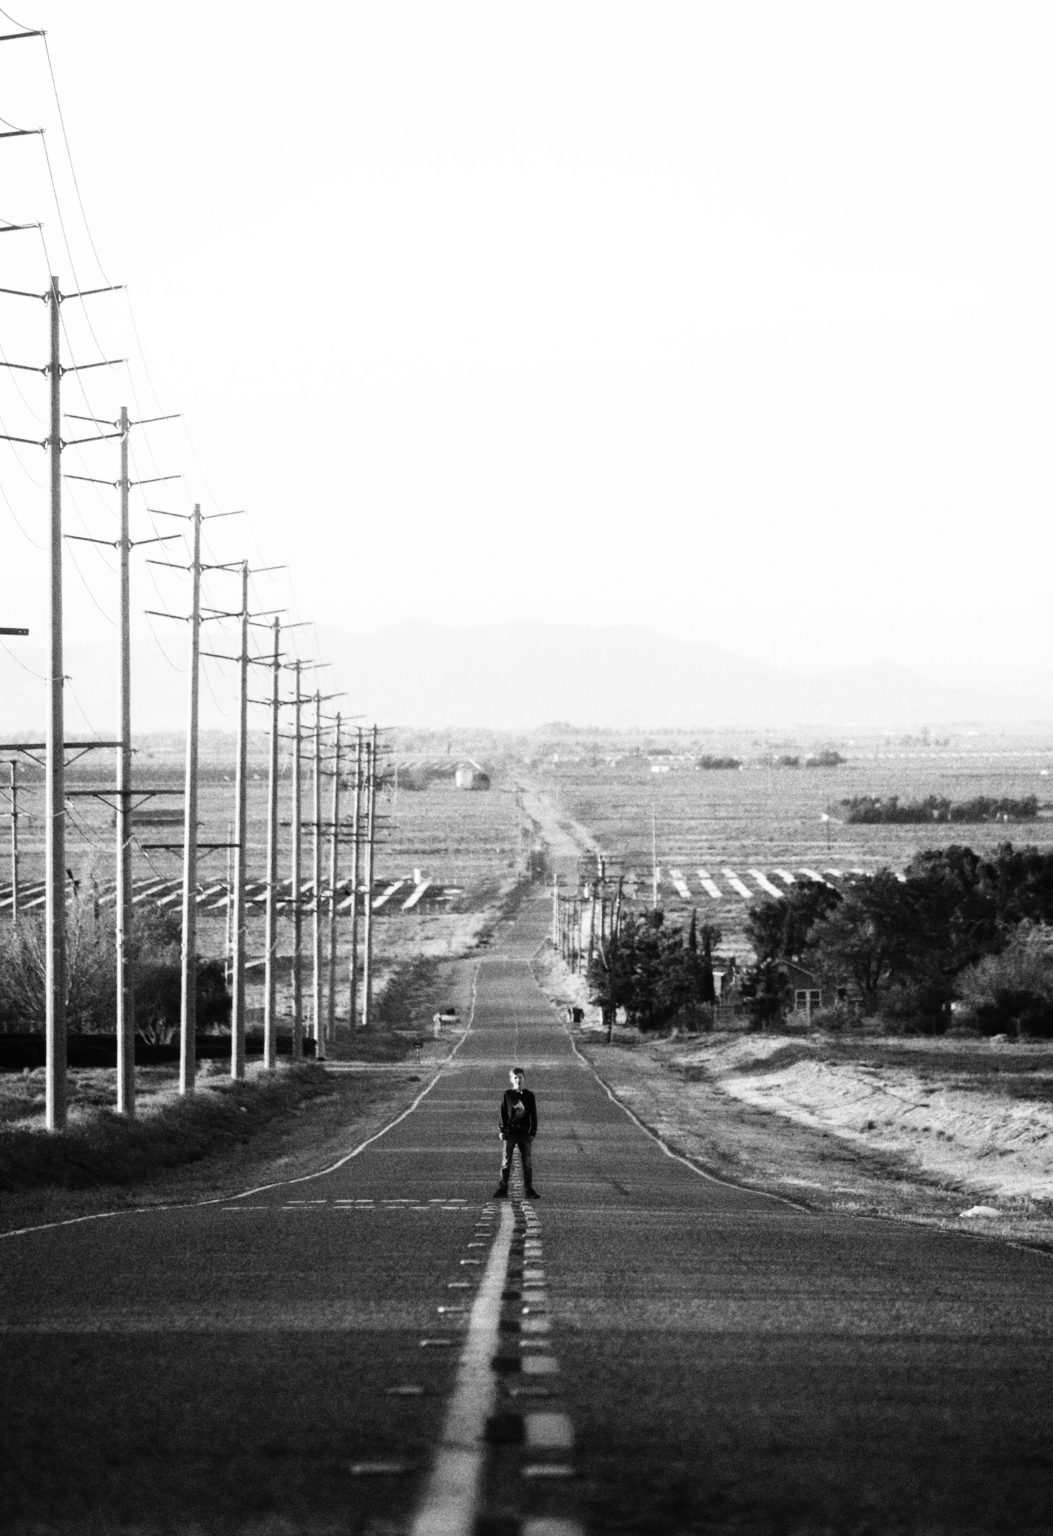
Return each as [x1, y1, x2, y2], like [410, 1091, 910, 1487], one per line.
[510, 1065, 525, 1075]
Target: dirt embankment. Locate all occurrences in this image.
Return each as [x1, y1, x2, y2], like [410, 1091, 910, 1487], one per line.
[533, 948, 1053, 1255]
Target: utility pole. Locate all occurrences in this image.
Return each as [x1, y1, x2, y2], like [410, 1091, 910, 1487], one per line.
[7, 761, 20, 923]
[198, 557, 281, 1080]
[262, 617, 281, 1070]
[0, 271, 123, 1130]
[231, 562, 250, 1080]
[361, 727, 378, 1029]
[652, 808, 659, 909]
[179, 508, 203, 1095]
[289, 661, 305, 1057]
[348, 728, 363, 1028]
[66, 406, 179, 1117]
[147, 503, 243, 1096]
[326, 713, 342, 1045]
[312, 691, 324, 1058]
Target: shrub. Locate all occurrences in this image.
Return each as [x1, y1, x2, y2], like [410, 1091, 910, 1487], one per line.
[0, 904, 230, 1040]
[808, 1002, 858, 1032]
[955, 928, 1053, 1039]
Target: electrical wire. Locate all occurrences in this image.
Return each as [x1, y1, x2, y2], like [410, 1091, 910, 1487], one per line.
[42, 35, 113, 289]
[1, 15, 367, 765]
[0, 637, 44, 678]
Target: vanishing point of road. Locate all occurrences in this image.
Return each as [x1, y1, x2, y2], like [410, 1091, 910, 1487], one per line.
[2, 882, 1052, 1535]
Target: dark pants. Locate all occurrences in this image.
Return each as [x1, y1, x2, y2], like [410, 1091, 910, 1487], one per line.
[499, 1133, 534, 1188]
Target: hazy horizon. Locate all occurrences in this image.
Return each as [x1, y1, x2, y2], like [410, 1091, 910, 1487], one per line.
[2, 4, 1051, 713]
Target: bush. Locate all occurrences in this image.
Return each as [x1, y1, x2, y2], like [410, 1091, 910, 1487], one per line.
[955, 928, 1053, 1039]
[668, 1002, 715, 1034]
[808, 1002, 858, 1032]
[0, 904, 230, 1040]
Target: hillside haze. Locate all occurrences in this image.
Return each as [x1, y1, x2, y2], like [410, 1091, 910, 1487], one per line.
[0, 621, 1043, 734]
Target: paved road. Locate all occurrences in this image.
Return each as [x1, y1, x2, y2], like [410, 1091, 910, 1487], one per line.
[3, 887, 1053, 1534]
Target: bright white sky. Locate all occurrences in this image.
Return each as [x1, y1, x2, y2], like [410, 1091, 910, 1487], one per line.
[1, 1, 1050, 702]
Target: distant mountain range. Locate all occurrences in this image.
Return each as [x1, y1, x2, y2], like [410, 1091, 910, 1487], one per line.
[3, 621, 1049, 736]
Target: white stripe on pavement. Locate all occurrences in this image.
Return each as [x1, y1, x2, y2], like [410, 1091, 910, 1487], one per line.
[409, 1201, 515, 1536]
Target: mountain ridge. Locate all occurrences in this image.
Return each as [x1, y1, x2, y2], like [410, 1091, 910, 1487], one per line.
[0, 621, 1046, 733]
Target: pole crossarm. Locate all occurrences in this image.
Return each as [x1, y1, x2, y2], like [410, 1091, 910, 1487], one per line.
[66, 786, 182, 815]
[61, 284, 125, 303]
[58, 364, 124, 381]
[0, 29, 45, 39]
[0, 741, 121, 772]
[139, 842, 232, 853]
[65, 412, 181, 430]
[0, 627, 29, 636]
[65, 472, 181, 489]
[67, 532, 179, 550]
[0, 222, 40, 233]
[145, 608, 232, 625]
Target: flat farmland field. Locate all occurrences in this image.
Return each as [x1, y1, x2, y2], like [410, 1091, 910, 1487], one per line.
[542, 735, 1053, 960]
[2, 737, 524, 1027]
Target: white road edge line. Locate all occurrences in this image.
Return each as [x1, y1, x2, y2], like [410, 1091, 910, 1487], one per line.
[549, 980, 809, 1214]
[0, 968, 482, 1240]
[409, 1199, 514, 1536]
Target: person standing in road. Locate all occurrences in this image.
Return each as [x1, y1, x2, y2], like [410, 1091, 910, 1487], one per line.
[493, 1066, 540, 1199]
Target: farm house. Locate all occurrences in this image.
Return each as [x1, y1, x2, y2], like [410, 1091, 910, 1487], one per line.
[454, 761, 491, 791]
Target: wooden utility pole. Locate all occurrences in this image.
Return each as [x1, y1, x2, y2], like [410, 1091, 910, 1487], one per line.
[65, 405, 179, 1118]
[7, 761, 19, 923]
[45, 276, 67, 1131]
[361, 727, 378, 1029]
[311, 691, 324, 1058]
[146, 502, 224, 1098]
[262, 617, 281, 1069]
[230, 562, 250, 1080]
[115, 405, 134, 1114]
[652, 807, 659, 908]
[326, 713, 342, 1045]
[179, 507, 203, 1093]
[347, 728, 363, 1028]
[0, 265, 121, 1128]
[289, 660, 305, 1056]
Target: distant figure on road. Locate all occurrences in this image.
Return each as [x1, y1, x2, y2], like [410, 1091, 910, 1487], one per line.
[493, 1066, 539, 1200]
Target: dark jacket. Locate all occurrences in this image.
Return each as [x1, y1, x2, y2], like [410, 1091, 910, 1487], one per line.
[499, 1087, 537, 1140]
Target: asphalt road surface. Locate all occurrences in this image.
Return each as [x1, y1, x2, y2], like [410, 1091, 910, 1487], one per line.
[3, 887, 1053, 1535]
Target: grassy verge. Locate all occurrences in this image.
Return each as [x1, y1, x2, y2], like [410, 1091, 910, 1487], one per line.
[0, 945, 486, 1235]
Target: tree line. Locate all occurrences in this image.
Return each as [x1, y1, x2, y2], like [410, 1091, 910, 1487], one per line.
[582, 842, 1053, 1039]
[588, 909, 722, 1036]
[746, 842, 1053, 1036]
[840, 794, 1040, 824]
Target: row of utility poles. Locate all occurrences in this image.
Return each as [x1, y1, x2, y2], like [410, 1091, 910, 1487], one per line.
[552, 856, 624, 977]
[1, 136, 382, 1127]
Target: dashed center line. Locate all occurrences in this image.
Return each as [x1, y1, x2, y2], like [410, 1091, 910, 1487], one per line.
[409, 1200, 515, 1536]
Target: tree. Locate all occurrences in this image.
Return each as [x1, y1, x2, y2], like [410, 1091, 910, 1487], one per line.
[804, 870, 920, 1009]
[0, 901, 230, 1039]
[746, 881, 841, 965]
[955, 925, 1053, 1038]
[587, 909, 720, 1034]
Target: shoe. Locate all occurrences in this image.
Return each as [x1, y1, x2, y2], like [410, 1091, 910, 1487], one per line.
[525, 1188, 540, 1199]
[492, 1186, 508, 1199]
